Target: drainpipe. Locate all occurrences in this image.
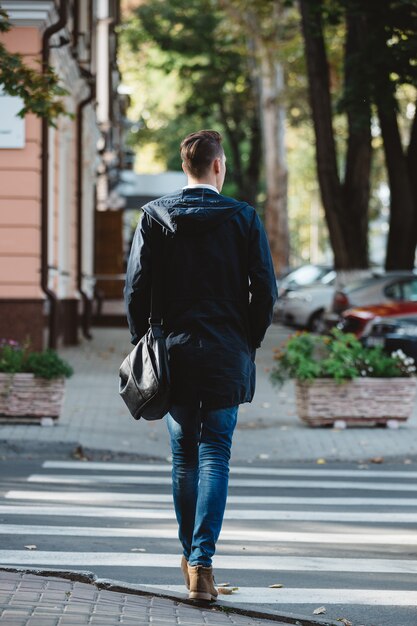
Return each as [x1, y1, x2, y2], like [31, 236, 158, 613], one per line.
[73, 0, 79, 57]
[76, 74, 96, 340]
[41, 0, 68, 349]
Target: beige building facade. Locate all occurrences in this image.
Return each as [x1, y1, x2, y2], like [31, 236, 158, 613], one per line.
[0, 0, 122, 350]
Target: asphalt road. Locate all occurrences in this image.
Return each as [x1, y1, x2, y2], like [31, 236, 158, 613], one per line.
[1, 455, 416, 626]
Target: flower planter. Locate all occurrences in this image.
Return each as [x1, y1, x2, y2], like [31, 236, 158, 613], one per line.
[295, 377, 417, 427]
[0, 373, 66, 424]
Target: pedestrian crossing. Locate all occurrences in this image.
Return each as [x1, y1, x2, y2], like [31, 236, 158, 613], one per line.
[1, 460, 416, 624]
[2, 502, 417, 523]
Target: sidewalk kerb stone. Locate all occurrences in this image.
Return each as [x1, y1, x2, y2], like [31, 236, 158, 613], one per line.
[0, 567, 340, 626]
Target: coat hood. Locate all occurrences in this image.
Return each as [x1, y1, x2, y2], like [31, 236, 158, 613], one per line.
[142, 188, 248, 235]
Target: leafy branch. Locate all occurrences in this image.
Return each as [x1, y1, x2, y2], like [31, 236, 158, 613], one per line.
[0, 8, 70, 125]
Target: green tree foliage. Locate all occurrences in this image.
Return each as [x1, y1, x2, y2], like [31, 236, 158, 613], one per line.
[0, 8, 68, 125]
[122, 0, 262, 204]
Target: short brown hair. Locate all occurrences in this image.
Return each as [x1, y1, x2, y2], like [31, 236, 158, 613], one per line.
[180, 130, 223, 178]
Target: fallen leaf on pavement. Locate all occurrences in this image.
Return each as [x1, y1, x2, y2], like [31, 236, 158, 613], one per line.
[72, 444, 88, 461]
[370, 456, 384, 464]
[316, 458, 326, 465]
[217, 583, 231, 587]
[24, 545, 37, 550]
[336, 618, 353, 626]
[218, 587, 238, 594]
[268, 584, 284, 588]
[313, 606, 326, 615]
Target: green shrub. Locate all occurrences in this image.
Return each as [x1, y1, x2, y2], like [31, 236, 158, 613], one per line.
[0, 342, 24, 374]
[271, 328, 416, 387]
[25, 350, 73, 379]
[0, 340, 73, 379]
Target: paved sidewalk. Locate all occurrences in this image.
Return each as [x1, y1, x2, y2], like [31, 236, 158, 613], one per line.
[0, 570, 334, 626]
[1, 324, 417, 462]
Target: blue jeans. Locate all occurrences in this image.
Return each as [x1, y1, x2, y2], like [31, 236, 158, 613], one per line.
[166, 404, 238, 567]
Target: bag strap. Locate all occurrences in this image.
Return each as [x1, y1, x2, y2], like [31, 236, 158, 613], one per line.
[149, 219, 166, 325]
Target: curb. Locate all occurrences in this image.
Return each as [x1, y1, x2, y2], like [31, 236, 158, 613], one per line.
[0, 566, 340, 626]
[2, 439, 417, 465]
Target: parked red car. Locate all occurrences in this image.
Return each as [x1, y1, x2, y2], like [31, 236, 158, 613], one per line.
[323, 271, 417, 332]
[340, 301, 417, 337]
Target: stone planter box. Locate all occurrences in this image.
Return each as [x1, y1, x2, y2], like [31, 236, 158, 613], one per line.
[0, 373, 66, 424]
[295, 377, 417, 427]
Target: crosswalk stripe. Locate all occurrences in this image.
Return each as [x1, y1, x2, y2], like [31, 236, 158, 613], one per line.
[1, 524, 416, 545]
[1, 551, 417, 573]
[139, 585, 417, 607]
[4, 462, 417, 619]
[26, 473, 417, 491]
[42, 460, 417, 479]
[6, 490, 171, 503]
[1, 503, 417, 522]
[7, 490, 417, 507]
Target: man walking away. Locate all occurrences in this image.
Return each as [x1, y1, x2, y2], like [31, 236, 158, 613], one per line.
[124, 130, 277, 601]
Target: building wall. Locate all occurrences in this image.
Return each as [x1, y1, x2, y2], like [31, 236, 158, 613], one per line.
[0, 21, 91, 348]
[0, 27, 44, 348]
[0, 0, 121, 350]
[82, 105, 100, 300]
[0, 28, 43, 301]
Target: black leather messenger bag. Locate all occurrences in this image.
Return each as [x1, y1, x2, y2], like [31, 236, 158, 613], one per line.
[119, 219, 170, 420]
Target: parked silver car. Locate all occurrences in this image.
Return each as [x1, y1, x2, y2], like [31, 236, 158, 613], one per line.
[275, 270, 336, 331]
[276, 264, 334, 298]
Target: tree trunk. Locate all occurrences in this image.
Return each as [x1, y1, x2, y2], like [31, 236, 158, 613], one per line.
[259, 53, 289, 274]
[219, 102, 245, 197]
[299, 0, 350, 269]
[219, 92, 261, 206]
[243, 93, 262, 207]
[407, 102, 417, 254]
[342, 10, 372, 268]
[377, 93, 415, 269]
[218, 0, 290, 272]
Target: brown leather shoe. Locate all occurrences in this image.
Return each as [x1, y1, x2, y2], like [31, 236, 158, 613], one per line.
[181, 555, 190, 589]
[188, 564, 218, 601]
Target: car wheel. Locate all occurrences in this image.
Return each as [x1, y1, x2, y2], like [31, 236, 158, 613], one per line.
[309, 310, 325, 333]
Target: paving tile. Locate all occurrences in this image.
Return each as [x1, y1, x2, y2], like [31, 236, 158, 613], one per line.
[10, 592, 41, 604]
[27, 616, 59, 626]
[0, 610, 31, 624]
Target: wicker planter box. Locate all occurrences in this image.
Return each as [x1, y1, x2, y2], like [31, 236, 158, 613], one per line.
[0, 373, 66, 424]
[295, 377, 417, 427]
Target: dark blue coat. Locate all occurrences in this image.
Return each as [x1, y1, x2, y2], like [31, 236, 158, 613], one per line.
[124, 187, 277, 409]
